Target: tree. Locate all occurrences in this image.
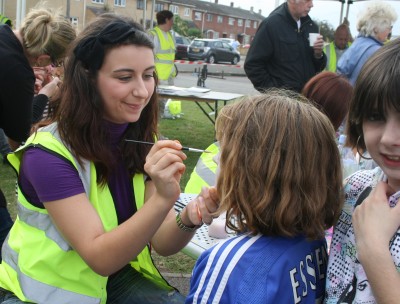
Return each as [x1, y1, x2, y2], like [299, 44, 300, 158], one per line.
[188, 28, 202, 38]
[316, 20, 335, 42]
[173, 15, 189, 36]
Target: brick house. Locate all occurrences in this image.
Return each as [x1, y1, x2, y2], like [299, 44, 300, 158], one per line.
[167, 0, 264, 45]
[1, 0, 264, 44]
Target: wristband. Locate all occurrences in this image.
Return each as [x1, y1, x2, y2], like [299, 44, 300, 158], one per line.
[176, 211, 202, 232]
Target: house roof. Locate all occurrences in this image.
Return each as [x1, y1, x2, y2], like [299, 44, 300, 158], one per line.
[165, 0, 265, 21]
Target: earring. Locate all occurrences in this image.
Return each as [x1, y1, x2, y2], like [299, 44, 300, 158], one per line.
[356, 135, 372, 160]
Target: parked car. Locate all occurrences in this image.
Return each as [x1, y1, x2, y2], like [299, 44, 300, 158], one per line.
[175, 36, 191, 60]
[219, 38, 235, 44]
[187, 39, 240, 65]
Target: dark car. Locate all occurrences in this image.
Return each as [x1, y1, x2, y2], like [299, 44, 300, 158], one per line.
[187, 39, 240, 65]
[175, 36, 191, 60]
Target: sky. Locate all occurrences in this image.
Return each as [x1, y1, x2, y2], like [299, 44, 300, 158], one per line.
[200, 0, 400, 37]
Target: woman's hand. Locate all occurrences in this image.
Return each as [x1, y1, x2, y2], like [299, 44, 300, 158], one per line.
[38, 76, 62, 100]
[184, 186, 219, 227]
[144, 140, 186, 205]
[33, 66, 55, 94]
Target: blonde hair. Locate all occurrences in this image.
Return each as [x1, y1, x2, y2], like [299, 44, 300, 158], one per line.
[215, 90, 343, 240]
[356, 1, 397, 37]
[20, 5, 76, 61]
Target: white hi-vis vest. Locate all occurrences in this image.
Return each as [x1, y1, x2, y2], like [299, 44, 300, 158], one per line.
[149, 26, 176, 80]
[0, 123, 171, 303]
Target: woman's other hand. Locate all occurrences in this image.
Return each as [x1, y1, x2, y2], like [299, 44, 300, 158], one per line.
[185, 186, 220, 226]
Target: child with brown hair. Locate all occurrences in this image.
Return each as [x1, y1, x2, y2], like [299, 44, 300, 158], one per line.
[186, 90, 344, 303]
[325, 35, 400, 304]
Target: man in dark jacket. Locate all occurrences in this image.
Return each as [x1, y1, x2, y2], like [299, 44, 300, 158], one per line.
[244, 0, 326, 92]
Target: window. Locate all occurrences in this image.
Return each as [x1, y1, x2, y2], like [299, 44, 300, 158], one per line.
[169, 5, 178, 14]
[137, 0, 145, 10]
[155, 3, 164, 12]
[184, 8, 190, 16]
[70, 17, 78, 27]
[213, 41, 223, 48]
[206, 14, 212, 22]
[114, 0, 125, 6]
[228, 18, 235, 25]
[245, 20, 250, 28]
[195, 12, 202, 21]
[222, 42, 232, 50]
[217, 16, 223, 23]
[238, 19, 243, 26]
[213, 32, 219, 39]
[253, 21, 258, 29]
[92, 0, 104, 3]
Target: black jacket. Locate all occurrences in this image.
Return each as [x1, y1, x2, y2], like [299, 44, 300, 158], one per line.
[0, 25, 48, 143]
[244, 3, 326, 92]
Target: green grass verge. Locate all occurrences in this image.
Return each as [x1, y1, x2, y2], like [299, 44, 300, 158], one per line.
[159, 100, 216, 189]
[1, 101, 218, 274]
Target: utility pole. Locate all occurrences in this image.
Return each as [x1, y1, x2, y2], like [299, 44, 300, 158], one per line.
[150, 0, 155, 29]
[83, 0, 87, 28]
[66, 0, 70, 19]
[16, 0, 26, 29]
[143, 0, 147, 30]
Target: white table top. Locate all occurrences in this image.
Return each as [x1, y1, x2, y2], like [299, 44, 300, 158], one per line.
[175, 193, 233, 259]
[158, 85, 243, 102]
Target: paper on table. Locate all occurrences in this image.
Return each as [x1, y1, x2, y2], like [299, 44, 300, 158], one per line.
[157, 85, 209, 97]
[186, 87, 211, 93]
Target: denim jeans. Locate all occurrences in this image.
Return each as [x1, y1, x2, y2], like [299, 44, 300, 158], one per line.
[0, 266, 185, 304]
[0, 191, 13, 263]
[106, 264, 185, 304]
[0, 129, 11, 161]
[0, 288, 25, 304]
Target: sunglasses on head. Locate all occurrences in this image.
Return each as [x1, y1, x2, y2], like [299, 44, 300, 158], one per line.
[50, 56, 64, 68]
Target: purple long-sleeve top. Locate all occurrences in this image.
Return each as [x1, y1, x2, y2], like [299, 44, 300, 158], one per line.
[19, 122, 137, 224]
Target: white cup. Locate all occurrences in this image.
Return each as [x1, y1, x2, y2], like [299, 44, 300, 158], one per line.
[309, 33, 320, 46]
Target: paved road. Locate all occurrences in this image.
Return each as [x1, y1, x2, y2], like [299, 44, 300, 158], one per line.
[173, 73, 258, 96]
[175, 55, 247, 77]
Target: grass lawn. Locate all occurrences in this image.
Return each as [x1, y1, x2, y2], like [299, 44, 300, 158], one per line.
[0, 100, 219, 274]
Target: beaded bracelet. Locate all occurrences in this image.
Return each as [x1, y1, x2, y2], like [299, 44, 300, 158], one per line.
[176, 211, 202, 232]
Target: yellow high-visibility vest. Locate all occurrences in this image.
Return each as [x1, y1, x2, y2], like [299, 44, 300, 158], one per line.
[149, 27, 176, 80]
[0, 123, 171, 303]
[323, 41, 351, 72]
[185, 142, 220, 194]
